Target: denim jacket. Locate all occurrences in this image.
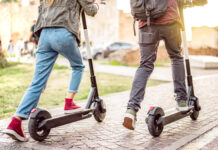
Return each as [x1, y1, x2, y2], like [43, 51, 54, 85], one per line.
[34, 0, 98, 44]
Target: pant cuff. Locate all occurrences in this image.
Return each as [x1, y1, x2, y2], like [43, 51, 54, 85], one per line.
[68, 90, 78, 93]
[127, 106, 139, 112]
[14, 113, 29, 120]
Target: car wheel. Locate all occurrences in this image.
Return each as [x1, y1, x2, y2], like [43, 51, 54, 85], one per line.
[94, 53, 103, 60]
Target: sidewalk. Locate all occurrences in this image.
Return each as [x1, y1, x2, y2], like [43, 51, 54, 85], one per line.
[0, 73, 218, 150]
[8, 56, 218, 81]
[56, 58, 218, 82]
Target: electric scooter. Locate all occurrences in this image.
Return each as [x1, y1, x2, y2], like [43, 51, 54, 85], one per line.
[145, 4, 201, 137]
[28, 7, 106, 141]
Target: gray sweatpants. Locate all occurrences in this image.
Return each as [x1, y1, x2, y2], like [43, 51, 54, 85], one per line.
[127, 23, 187, 112]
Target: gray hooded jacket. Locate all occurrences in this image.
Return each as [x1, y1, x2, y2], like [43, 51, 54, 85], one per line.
[34, 0, 98, 44]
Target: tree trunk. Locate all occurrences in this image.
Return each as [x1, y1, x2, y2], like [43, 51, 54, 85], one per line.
[0, 41, 8, 68]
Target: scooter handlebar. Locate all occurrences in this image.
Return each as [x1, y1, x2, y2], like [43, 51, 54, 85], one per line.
[100, 0, 106, 5]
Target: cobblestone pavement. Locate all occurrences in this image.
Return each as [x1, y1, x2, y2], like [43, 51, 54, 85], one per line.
[182, 126, 218, 150]
[0, 74, 218, 150]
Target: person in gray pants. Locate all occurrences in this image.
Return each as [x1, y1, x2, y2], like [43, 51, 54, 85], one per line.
[123, 0, 189, 130]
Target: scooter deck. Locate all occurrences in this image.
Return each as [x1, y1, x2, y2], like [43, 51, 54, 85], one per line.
[162, 106, 194, 125]
[38, 108, 94, 129]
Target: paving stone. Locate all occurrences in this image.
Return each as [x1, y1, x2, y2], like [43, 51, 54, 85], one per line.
[132, 145, 146, 150]
[1, 75, 218, 149]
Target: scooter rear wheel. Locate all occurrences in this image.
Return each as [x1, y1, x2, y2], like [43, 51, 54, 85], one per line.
[28, 110, 51, 141]
[147, 115, 163, 137]
[93, 99, 106, 122]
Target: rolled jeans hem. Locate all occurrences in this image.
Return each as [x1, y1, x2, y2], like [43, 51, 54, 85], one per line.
[14, 113, 29, 120]
[127, 105, 140, 112]
[68, 90, 78, 93]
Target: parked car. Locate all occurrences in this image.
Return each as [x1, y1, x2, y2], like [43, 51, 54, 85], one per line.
[101, 41, 138, 58]
[81, 41, 138, 60]
[81, 46, 102, 60]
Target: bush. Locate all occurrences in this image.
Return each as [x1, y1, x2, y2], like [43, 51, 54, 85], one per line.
[0, 51, 8, 68]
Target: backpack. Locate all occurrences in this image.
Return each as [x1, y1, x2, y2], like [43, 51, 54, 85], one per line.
[130, 0, 168, 21]
[130, 0, 168, 35]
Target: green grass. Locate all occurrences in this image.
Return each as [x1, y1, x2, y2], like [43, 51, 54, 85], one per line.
[107, 61, 127, 66]
[53, 64, 69, 70]
[154, 59, 171, 67]
[58, 55, 65, 59]
[0, 63, 165, 119]
[97, 59, 170, 67]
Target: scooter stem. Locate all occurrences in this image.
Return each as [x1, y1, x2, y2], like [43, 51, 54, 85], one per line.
[82, 11, 92, 59]
[179, 5, 195, 95]
[179, 5, 189, 60]
[81, 10, 99, 98]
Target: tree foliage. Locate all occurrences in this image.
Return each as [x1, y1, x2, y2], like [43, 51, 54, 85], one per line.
[1, 0, 17, 2]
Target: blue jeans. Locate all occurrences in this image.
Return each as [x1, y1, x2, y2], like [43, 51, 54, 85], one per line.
[15, 28, 85, 119]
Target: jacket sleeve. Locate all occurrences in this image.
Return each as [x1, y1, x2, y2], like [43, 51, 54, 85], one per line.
[78, 0, 99, 16]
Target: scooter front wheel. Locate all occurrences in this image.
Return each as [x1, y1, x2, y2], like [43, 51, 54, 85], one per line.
[190, 109, 199, 120]
[93, 99, 106, 122]
[28, 109, 51, 141]
[147, 115, 163, 137]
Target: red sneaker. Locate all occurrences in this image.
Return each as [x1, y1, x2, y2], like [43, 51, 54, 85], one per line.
[64, 98, 81, 114]
[5, 117, 28, 142]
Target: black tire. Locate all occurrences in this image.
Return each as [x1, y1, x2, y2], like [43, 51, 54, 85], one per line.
[93, 100, 106, 122]
[147, 115, 163, 137]
[190, 109, 199, 120]
[28, 110, 51, 141]
[94, 53, 103, 60]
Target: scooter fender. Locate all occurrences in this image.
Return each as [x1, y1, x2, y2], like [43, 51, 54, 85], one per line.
[29, 108, 51, 119]
[147, 106, 165, 116]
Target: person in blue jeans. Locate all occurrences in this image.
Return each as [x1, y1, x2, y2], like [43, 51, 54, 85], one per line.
[5, 0, 101, 142]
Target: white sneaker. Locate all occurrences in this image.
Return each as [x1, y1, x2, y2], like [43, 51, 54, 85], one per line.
[176, 100, 189, 112]
[123, 109, 137, 130]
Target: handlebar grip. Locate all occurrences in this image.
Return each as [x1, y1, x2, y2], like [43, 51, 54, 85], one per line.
[101, 0, 106, 5]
